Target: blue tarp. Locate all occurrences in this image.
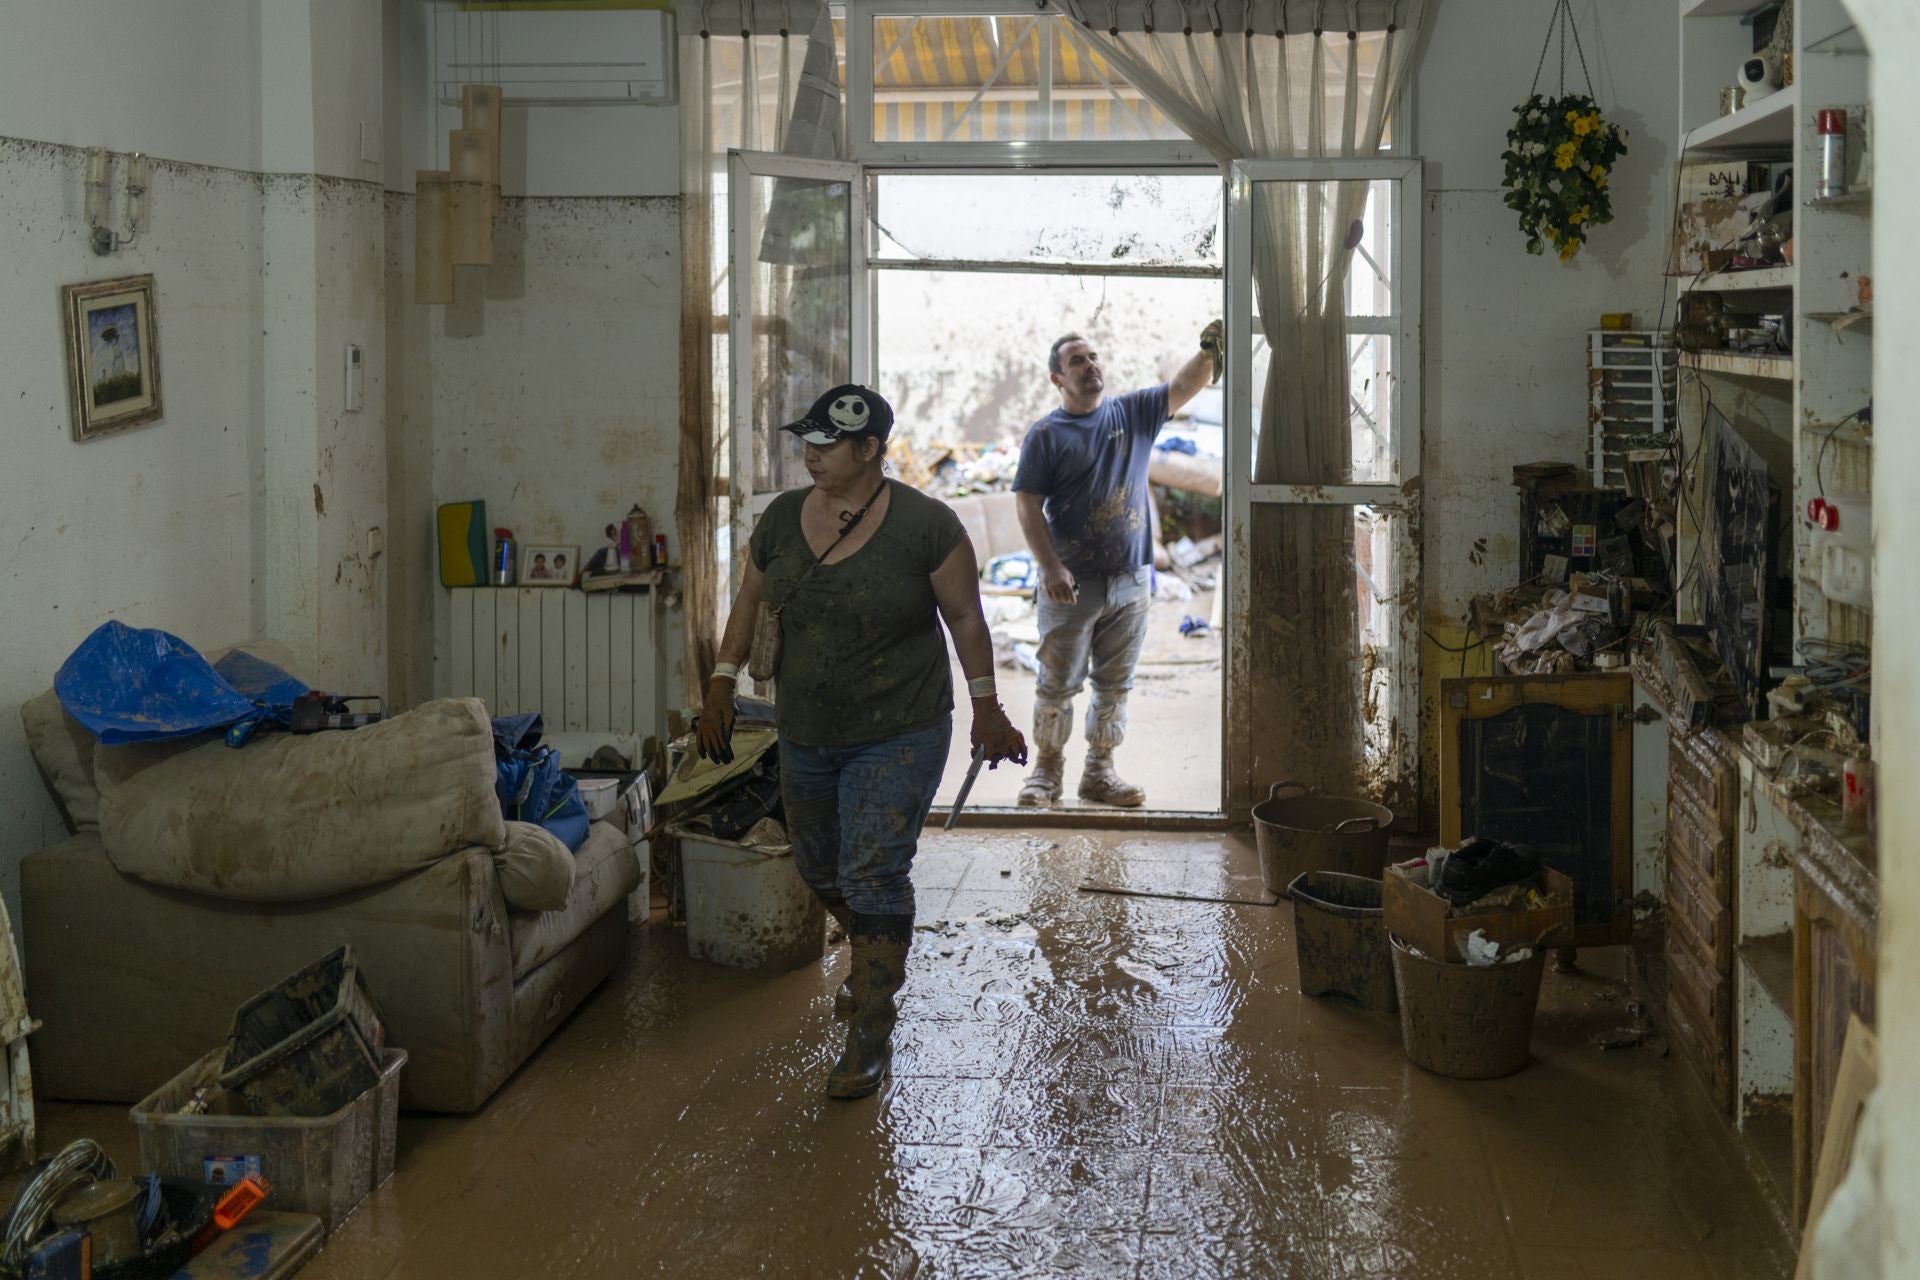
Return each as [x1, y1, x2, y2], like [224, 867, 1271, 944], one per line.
[491, 712, 590, 852]
[54, 622, 308, 746]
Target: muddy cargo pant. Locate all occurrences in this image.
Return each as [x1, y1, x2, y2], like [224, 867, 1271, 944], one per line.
[1032, 566, 1151, 758]
[780, 716, 952, 919]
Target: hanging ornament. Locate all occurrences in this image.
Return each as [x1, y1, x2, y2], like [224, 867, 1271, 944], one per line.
[415, 170, 454, 304]
[1500, 0, 1629, 262]
[462, 84, 504, 215]
[448, 128, 495, 266]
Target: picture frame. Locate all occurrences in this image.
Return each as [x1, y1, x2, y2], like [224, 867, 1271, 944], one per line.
[62, 273, 162, 442]
[521, 544, 580, 587]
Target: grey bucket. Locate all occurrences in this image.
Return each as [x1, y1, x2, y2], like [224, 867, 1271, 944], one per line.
[1252, 781, 1393, 897]
[1286, 871, 1396, 1013]
[1390, 935, 1546, 1079]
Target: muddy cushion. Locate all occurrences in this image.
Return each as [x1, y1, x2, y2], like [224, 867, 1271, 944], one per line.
[493, 821, 577, 912]
[508, 822, 638, 979]
[96, 697, 507, 902]
[19, 691, 100, 834]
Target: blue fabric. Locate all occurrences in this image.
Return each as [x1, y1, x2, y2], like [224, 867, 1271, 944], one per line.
[1013, 384, 1170, 577]
[779, 717, 952, 917]
[54, 622, 308, 747]
[491, 713, 590, 852]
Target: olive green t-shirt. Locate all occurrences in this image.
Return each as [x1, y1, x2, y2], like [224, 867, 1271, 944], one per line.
[751, 480, 966, 747]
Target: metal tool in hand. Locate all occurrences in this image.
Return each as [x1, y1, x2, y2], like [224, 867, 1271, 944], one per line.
[944, 743, 988, 830]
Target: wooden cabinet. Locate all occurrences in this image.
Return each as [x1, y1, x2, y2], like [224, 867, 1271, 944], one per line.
[1665, 728, 1737, 1114]
[1793, 825, 1877, 1225]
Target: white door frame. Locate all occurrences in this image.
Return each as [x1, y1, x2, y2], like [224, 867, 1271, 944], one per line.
[726, 149, 871, 584]
[1223, 156, 1424, 814]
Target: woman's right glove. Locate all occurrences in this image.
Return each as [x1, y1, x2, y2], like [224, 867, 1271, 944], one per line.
[971, 696, 1028, 767]
[695, 675, 737, 763]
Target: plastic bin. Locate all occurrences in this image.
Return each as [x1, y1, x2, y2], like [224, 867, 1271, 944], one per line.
[1390, 936, 1545, 1079]
[131, 1046, 405, 1235]
[220, 946, 385, 1118]
[674, 825, 825, 972]
[1286, 872, 1396, 1013]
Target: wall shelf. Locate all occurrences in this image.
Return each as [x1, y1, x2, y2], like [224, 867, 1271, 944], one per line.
[1805, 190, 1871, 212]
[1679, 265, 1795, 294]
[1680, 350, 1793, 381]
[1687, 85, 1798, 152]
[1742, 934, 1795, 1018]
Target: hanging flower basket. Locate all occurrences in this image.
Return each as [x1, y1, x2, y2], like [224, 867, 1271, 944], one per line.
[1502, 1, 1629, 262]
[1501, 93, 1629, 261]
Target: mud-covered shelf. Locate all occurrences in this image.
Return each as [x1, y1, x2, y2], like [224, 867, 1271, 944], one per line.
[1688, 85, 1798, 152]
[1681, 350, 1793, 381]
[1742, 933, 1795, 1017]
[1677, 266, 1795, 294]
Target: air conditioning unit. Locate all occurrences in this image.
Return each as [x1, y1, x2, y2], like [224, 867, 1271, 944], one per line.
[433, 6, 675, 106]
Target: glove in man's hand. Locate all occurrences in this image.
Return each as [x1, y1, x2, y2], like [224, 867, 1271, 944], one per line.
[971, 697, 1028, 767]
[1199, 318, 1224, 384]
[695, 676, 737, 764]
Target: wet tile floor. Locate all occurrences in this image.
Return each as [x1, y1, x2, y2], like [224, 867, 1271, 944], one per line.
[44, 831, 1794, 1278]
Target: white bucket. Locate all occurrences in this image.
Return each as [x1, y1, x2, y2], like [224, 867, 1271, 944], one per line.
[675, 828, 826, 972]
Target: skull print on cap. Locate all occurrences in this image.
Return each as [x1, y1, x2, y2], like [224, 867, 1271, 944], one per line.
[782, 384, 895, 446]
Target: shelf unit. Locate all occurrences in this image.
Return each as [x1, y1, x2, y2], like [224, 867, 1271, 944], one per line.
[1666, 0, 1874, 1225]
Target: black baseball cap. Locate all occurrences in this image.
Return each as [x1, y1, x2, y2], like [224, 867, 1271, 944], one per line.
[782, 384, 894, 446]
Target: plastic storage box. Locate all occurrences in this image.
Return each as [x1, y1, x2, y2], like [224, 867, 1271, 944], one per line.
[219, 946, 386, 1117]
[132, 1047, 405, 1234]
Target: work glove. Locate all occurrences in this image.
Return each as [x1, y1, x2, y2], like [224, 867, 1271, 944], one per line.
[694, 675, 737, 764]
[971, 697, 1028, 768]
[1199, 318, 1224, 384]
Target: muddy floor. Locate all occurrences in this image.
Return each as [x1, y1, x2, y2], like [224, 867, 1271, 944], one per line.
[935, 593, 1223, 814]
[44, 831, 1790, 1278]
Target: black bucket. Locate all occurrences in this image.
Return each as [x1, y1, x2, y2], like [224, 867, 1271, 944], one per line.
[1286, 871, 1396, 1013]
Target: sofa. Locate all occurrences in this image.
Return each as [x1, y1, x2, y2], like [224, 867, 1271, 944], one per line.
[17, 650, 642, 1114]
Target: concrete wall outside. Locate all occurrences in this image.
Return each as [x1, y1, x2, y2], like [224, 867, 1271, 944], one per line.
[1412, 0, 1680, 817]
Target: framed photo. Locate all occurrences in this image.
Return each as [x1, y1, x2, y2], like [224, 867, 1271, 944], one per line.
[521, 544, 579, 587]
[62, 274, 162, 442]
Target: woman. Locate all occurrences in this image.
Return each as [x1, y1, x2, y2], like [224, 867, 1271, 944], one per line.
[696, 384, 1027, 1100]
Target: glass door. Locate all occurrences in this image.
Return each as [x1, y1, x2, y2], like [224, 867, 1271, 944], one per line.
[727, 151, 869, 581]
[1223, 157, 1422, 817]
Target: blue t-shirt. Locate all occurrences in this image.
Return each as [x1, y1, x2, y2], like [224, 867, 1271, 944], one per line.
[1013, 385, 1170, 576]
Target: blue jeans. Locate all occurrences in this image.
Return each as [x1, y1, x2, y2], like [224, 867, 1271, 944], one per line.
[1032, 566, 1151, 756]
[780, 717, 953, 917]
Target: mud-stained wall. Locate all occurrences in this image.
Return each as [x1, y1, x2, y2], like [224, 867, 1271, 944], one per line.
[0, 138, 265, 919]
[384, 195, 685, 727]
[1413, 0, 1681, 821]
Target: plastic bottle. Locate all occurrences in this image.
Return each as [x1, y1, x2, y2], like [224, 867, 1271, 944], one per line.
[654, 532, 669, 568]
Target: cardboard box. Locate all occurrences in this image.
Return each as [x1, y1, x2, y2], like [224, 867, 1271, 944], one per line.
[1384, 862, 1576, 961]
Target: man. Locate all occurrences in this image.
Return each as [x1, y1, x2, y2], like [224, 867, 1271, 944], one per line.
[1013, 323, 1221, 808]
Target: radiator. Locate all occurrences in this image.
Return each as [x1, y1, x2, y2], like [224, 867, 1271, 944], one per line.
[446, 587, 665, 737]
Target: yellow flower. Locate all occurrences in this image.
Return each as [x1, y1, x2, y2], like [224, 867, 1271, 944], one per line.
[1572, 114, 1595, 137]
[1559, 238, 1580, 262]
[1592, 168, 1608, 189]
[1544, 225, 1559, 243]
[1554, 141, 1578, 170]
[1570, 205, 1590, 225]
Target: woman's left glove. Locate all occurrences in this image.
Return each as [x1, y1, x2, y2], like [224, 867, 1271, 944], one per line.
[695, 675, 737, 763]
[971, 696, 1028, 767]
[1199, 318, 1224, 384]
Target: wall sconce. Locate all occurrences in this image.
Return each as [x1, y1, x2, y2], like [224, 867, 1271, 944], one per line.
[85, 148, 146, 256]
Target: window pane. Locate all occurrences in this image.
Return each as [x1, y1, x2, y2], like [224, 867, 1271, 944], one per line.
[873, 173, 1221, 268]
[1048, 19, 1189, 142]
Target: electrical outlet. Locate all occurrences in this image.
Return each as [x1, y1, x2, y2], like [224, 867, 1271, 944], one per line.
[367, 527, 385, 560]
[344, 344, 363, 413]
[359, 120, 379, 165]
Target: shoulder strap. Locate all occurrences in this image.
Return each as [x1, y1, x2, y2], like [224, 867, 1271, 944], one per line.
[772, 479, 890, 613]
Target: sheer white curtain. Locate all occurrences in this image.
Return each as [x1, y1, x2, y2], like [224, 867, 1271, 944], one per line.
[677, 3, 831, 698]
[1065, 0, 1427, 795]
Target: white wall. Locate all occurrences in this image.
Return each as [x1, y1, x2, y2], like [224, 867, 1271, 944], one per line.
[0, 137, 264, 916]
[1412, 0, 1679, 804]
[386, 193, 685, 726]
[1848, 5, 1917, 1275]
[0, 2, 394, 921]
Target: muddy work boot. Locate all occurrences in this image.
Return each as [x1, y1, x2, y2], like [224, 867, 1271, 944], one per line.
[1017, 751, 1064, 807]
[1079, 752, 1146, 808]
[827, 915, 912, 1100]
[818, 893, 857, 1018]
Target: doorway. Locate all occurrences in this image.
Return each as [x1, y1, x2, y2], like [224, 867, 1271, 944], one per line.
[867, 171, 1227, 815]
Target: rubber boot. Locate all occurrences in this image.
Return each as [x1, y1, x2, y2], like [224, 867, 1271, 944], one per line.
[1079, 750, 1146, 808]
[827, 914, 912, 1100]
[818, 893, 856, 1018]
[1018, 749, 1064, 807]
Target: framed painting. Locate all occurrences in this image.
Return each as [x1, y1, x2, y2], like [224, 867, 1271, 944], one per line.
[63, 274, 162, 441]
